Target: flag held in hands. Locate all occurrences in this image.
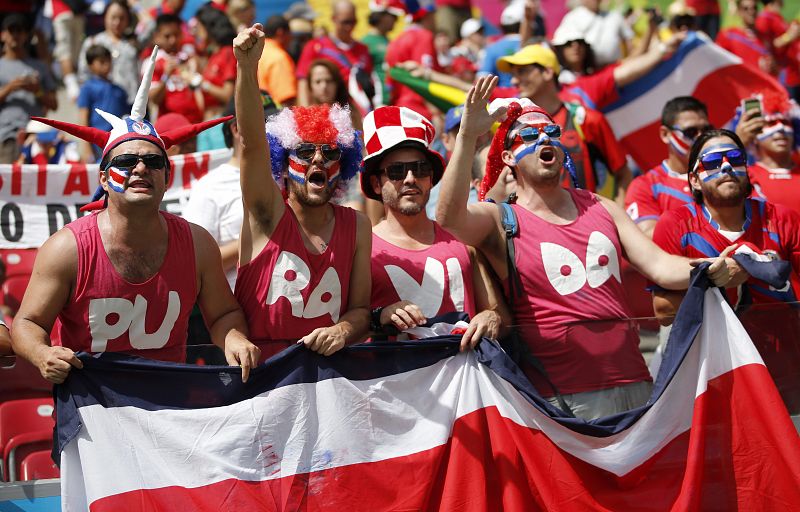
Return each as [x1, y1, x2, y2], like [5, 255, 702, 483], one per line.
[56, 269, 800, 511]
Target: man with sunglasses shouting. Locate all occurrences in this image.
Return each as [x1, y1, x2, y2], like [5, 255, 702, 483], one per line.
[436, 76, 734, 420]
[233, 24, 372, 359]
[11, 48, 262, 383]
[652, 129, 800, 321]
[361, 105, 510, 348]
[625, 97, 713, 238]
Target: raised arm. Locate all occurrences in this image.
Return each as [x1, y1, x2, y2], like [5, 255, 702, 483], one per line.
[234, 24, 285, 244]
[191, 224, 260, 381]
[11, 229, 83, 383]
[436, 76, 507, 249]
[598, 195, 733, 289]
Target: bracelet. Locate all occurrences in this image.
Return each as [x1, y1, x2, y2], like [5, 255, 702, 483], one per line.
[370, 307, 384, 332]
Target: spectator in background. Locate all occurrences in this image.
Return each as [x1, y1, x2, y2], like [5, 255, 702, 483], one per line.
[435, 0, 470, 43]
[193, 4, 238, 150]
[296, 0, 373, 115]
[307, 59, 361, 129]
[748, 96, 800, 214]
[625, 97, 711, 237]
[477, 2, 524, 88]
[716, 0, 776, 75]
[78, 44, 130, 162]
[49, 0, 86, 101]
[285, 1, 317, 63]
[78, 0, 140, 105]
[498, 44, 633, 203]
[0, 14, 57, 164]
[362, 0, 403, 108]
[18, 119, 81, 165]
[385, 2, 440, 120]
[555, 0, 633, 67]
[136, 0, 190, 49]
[148, 13, 204, 123]
[756, 0, 800, 103]
[685, 0, 720, 40]
[226, 0, 255, 33]
[258, 15, 297, 106]
[452, 18, 485, 66]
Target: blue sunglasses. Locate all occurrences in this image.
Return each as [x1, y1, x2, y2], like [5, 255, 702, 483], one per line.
[517, 125, 562, 142]
[694, 148, 747, 173]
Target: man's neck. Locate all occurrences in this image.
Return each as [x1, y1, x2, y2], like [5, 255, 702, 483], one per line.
[515, 179, 576, 221]
[758, 151, 793, 170]
[704, 201, 747, 231]
[381, 208, 435, 246]
[3, 48, 24, 60]
[288, 197, 334, 231]
[104, 206, 165, 247]
[333, 33, 353, 45]
[666, 152, 689, 175]
[529, 91, 563, 117]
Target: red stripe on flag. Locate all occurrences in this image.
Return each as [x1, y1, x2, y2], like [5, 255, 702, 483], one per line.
[89, 364, 800, 511]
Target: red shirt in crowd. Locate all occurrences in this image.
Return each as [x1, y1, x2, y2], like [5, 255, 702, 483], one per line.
[716, 27, 772, 72]
[625, 161, 693, 224]
[756, 10, 800, 87]
[749, 161, 800, 215]
[561, 64, 620, 111]
[550, 102, 628, 193]
[385, 25, 440, 120]
[151, 52, 203, 124]
[296, 35, 373, 82]
[201, 45, 237, 110]
[685, 0, 720, 16]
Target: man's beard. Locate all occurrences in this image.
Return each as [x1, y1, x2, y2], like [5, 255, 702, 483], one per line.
[382, 186, 427, 216]
[288, 177, 335, 207]
[703, 178, 750, 208]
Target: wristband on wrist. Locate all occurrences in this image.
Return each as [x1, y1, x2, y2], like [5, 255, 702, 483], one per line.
[370, 307, 384, 332]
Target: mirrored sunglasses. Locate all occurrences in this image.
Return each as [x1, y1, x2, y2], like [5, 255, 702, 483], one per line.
[695, 148, 747, 172]
[381, 160, 433, 181]
[517, 125, 562, 143]
[294, 143, 342, 163]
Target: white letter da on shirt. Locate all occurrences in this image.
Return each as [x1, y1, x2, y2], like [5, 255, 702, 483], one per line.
[88, 291, 181, 352]
[385, 257, 465, 317]
[266, 251, 342, 322]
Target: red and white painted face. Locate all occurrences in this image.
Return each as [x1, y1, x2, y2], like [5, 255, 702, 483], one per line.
[288, 142, 342, 189]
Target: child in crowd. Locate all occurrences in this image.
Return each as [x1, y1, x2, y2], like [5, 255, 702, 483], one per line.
[77, 44, 130, 162]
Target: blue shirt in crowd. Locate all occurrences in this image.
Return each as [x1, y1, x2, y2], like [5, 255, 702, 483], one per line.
[478, 35, 521, 88]
[77, 76, 130, 132]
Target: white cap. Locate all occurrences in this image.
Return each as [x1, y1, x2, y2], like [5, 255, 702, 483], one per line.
[551, 24, 587, 46]
[460, 18, 483, 39]
[500, 0, 525, 26]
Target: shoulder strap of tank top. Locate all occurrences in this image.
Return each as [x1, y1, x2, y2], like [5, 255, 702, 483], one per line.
[496, 201, 575, 418]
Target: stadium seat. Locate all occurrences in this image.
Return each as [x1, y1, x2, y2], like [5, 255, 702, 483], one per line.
[0, 398, 55, 482]
[19, 450, 59, 481]
[0, 355, 52, 404]
[0, 248, 38, 316]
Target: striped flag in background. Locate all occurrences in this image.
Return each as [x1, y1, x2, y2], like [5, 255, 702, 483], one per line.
[56, 269, 800, 511]
[603, 32, 789, 172]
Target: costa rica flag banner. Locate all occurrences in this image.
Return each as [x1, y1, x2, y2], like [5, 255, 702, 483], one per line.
[55, 269, 800, 511]
[603, 32, 788, 172]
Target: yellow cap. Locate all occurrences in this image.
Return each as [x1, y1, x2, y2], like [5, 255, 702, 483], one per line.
[496, 44, 561, 74]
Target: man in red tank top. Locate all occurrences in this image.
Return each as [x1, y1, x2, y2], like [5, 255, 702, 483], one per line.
[436, 77, 733, 420]
[361, 105, 509, 349]
[233, 25, 372, 359]
[11, 48, 261, 384]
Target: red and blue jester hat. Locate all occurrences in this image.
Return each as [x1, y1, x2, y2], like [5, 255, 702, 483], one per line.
[265, 103, 363, 201]
[480, 97, 579, 201]
[31, 46, 232, 211]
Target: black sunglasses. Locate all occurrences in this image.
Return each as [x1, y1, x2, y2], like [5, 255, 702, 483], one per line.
[106, 153, 167, 170]
[670, 124, 712, 141]
[294, 143, 342, 163]
[380, 160, 433, 181]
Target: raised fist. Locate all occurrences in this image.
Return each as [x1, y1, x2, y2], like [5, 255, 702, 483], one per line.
[233, 23, 266, 68]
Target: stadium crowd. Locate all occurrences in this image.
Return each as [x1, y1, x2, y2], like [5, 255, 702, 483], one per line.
[1, 0, 800, 443]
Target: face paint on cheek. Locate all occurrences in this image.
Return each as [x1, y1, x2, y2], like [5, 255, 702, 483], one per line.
[756, 122, 793, 142]
[288, 154, 310, 184]
[106, 166, 129, 193]
[667, 131, 691, 157]
[698, 164, 748, 182]
[324, 160, 341, 186]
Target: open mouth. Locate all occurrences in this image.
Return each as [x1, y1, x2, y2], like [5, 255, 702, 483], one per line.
[306, 170, 327, 188]
[538, 146, 556, 165]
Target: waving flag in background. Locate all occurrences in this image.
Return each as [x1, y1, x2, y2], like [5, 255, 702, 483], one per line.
[56, 269, 800, 511]
[603, 32, 788, 171]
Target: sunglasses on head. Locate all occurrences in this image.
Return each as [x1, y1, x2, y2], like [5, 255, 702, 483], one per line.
[694, 148, 747, 172]
[670, 124, 712, 140]
[106, 153, 167, 170]
[380, 160, 433, 181]
[511, 125, 561, 147]
[293, 143, 342, 163]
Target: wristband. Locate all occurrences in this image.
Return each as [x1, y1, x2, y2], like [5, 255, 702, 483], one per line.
[370, 307, 384, 332]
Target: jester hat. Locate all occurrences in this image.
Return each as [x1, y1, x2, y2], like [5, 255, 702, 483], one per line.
[480, 97, 578, 201]
[265, 103, 363, 201]
[31, 46, 232, 211]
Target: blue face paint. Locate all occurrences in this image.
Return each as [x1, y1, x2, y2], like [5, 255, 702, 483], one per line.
[694, 144, 748, 182]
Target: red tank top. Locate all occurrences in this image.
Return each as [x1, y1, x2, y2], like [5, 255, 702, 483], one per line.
[55, 212, 197, 362]
[371, 223, 476, 318]
[235, 205, 356, 360]
[508, 189, 650, 395]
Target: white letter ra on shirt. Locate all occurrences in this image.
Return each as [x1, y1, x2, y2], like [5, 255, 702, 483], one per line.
[266, 251, 342, 322]
[541, 232, 622, 296]
[88, 292, 181, 352]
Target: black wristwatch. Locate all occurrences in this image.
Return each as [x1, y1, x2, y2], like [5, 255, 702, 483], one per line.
[370, 307, 384, 332]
